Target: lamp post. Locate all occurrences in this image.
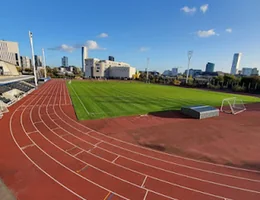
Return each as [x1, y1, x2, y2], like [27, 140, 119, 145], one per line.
[186, 51, 193, 84]
[29, 31, 38, 87]
[42, 48, 47, 79]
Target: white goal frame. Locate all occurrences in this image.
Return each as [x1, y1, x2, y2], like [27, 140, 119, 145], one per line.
[220, 97, 246, 115]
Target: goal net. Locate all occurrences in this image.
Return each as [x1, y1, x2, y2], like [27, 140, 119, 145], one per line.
[220, 97, 246, 115]
[0, 100, 9, 119]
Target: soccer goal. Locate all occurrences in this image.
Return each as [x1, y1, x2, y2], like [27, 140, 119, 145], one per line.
[220, 97, 246, 115]
[0, 100, 9, 119]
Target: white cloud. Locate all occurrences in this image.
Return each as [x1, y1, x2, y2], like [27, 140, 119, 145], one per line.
[200, 4, 209, 13]
[49, 40, 106, 52]
[85, 40, 106, 50]
[97, 33, 108, 38]
[197, 29, 218, 38]
[48, 44, 75, 52]
[226, 28, 232, 33]
[139, 47, 150, 52]
[181, 6, 196, 14]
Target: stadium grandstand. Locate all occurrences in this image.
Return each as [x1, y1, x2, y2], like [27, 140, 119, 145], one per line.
[0, 59, 37, 118]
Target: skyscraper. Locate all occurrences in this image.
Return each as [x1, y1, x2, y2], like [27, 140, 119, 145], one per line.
[205, 62, 215, 73]
[171, 68, 178, 76]
[62, 56, 68, 67]
[34, 55, 42, 68]
[82, 47, 88, 72]
[230, 53, 242, 75]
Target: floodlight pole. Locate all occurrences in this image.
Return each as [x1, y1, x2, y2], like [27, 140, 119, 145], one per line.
[42, 48, 47, 79]
[186, 51, 193, 84]
[29, 31, 38, 87]
[146, 57, 149, 83]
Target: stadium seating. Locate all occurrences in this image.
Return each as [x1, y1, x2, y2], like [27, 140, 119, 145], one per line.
[9, 82, 34, 93]
[0, 85, 11, 95]
[0, 96, 11, 104]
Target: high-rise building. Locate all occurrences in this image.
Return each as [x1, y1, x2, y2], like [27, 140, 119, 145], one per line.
[231, 53, 242, 75]
[172, 68, 178, 76]
[108, 56, 115, 61]
[81, 47, 88, 73]
[205, 62, 215, 73]
[20, 56, 31, 69]
[62, 56, 68, 67]
[34, 55, 42, 68]
[0, 40, 21, 66]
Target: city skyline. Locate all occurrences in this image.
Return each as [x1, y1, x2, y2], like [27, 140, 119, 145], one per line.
[1, 0, 260, 73]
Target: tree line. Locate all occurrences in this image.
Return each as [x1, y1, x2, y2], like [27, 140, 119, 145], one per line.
[137, 72, 260, 94]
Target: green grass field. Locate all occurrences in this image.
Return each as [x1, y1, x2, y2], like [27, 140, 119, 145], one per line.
[67, 80, 260, 120]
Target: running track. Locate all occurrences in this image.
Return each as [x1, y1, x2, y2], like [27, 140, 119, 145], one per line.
[1, 79, 260, 200]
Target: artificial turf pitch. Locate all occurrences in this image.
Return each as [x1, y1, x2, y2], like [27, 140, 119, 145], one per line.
[67, 80, 260, 120]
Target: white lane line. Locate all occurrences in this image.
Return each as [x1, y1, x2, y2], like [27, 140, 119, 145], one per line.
[27, 131, 38, 135]
[58, 107, 260, 183]
[60, 133, 70, 137]
[94, 141, 103, 146]
[51, 127, 61, 131]
[66, 146, 77, 152]
[76, 165, 88, 173]
[62, 84, 260, 175]
[141, 176, 147, 188]
[74, 150, 84, 157]
[21, 144, 35, 150]
[10, 84, 86, 200]
[31, 81, 129, 199]
[55, 103, 260, 191]
[33, 121, 42, 124]
[88, 147, 96, 153]
[143, 190, 148, 200]
[112, 155, 120, 164]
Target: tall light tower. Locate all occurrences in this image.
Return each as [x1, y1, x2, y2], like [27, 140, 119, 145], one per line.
[42, 48, 47, 79]
[186, 51, 193, 84]
[29, 31, 38, 87]
[146, 57, 149, 83]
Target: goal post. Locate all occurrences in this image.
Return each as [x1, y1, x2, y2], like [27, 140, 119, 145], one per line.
[220, 97, 246, 115]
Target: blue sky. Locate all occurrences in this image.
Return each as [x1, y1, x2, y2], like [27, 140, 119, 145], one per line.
[1, 0, 260, 73]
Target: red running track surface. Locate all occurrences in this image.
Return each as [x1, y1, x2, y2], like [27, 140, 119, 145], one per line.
[0, 79, 260, 200]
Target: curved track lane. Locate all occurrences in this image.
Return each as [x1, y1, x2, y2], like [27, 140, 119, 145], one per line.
[4, 79, 260, 200]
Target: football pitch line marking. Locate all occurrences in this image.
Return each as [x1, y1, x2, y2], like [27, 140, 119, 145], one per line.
[70, 84, 90, 115]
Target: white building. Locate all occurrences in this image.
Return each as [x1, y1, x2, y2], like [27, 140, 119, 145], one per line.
[172, 68, 178, 76]
[231, 53, 242, 75]
[84, 57, 136, 79]
[0, 40, 21, 66]
[20, 56, 31, 69]
[81, 47, 88, 73]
